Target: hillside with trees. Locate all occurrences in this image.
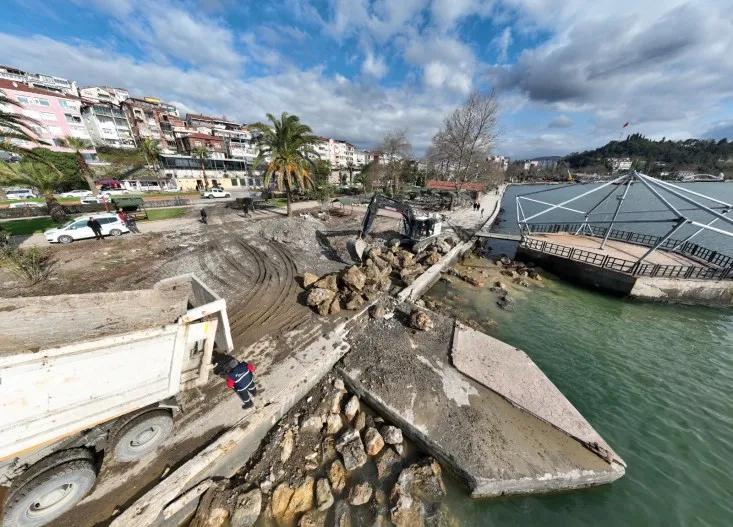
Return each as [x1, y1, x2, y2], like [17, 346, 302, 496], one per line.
[565, 134, 733, 175]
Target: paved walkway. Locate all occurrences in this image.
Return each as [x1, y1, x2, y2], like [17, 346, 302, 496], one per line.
[443, 186, 506, 237]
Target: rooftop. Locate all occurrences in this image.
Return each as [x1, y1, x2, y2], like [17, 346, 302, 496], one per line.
[0, 79, 80, 100]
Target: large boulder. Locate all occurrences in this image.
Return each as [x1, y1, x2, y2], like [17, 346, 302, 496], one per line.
[372, 255, 390, 271]
[230, 488, 262, 527]
[365, 246, 382, 260]
[390, 459, 446, 527]
[341, 266, 366, 291]
[328, 297, 341, 315]
[280, 430, 295, 463]
[344, 293, 364, 311]
[326, 390, 343, 414]
[409, 309, 434, 331]
[375, 447, 402, 481]
[307, 288, 336, 308]
[424, 252, 441, 266]
[190, 483, 229, 527]
[316, 478, 334, 511]
[348, 482, 373, 506]
[302, 273, 319, 289]
[528, 269, 542, 280]
[328, 460, 347, 494]
[379, 426, 403, 445]
[354, 411, 367, 432]
[335, 429, 368, 470]
[300, 415, 325, 434]
[370, 305, 386, 320]
[333, 501, 352, 527]
[298, 510, 326, 527]
[271, 476, 315, 526]
[325, 414, 344, 435]
[364, 427, 385, 456]
[497, 296, 516, 312]
[344, 396, 360, 421]
[364, 264, 383, 285]
[379, 276, 392, 292]
[314, 274, 339, 292]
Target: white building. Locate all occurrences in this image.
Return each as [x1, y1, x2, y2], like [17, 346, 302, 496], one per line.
[312, 137, 357, 168]
[81, 102, 136, 149]
[0, 65, 77, 95]
[354, 150, 372, 167]
[488, 155, 510, 171]
[79, 86, 129, 105]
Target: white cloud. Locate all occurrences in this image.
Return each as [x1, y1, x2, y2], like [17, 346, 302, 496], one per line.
[362, 51, 388, 78]
[548, 114, 573, 128]
[495, 27, 512, 63]
[405, 35, 477, 94]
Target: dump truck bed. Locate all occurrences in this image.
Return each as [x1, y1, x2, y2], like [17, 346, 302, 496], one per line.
[0, 277, 192, 357]
[0, 275, 233, 463]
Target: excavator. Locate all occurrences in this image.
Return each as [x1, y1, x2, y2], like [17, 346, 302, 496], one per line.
[348, 193, 443, 260]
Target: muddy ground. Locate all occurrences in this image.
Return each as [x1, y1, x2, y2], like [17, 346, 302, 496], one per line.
[0, 204, 406, 527]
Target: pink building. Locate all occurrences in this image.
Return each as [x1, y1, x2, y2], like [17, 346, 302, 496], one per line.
[0, 79, 95, 156]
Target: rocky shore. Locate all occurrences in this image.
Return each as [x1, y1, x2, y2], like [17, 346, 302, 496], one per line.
[187, 375, 452, 527]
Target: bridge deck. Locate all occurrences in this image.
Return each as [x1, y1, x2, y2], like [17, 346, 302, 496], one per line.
[527, 233, 708, 267]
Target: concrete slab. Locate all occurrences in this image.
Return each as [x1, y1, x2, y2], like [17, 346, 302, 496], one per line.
[338, 306, 625, 498]
[451, 323, 624, 465]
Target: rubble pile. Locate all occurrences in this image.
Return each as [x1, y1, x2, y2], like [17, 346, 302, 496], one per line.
[303, 235, 459, 316]
[190, 376, 448, 527]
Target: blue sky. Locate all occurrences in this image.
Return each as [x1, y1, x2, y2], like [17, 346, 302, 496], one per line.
[1, 0, 732, 158]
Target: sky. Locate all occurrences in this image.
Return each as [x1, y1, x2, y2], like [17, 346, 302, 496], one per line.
[1, 0, 732, 159]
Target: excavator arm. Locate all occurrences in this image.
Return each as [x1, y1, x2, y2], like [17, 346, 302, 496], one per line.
[348, 193, 416, 260]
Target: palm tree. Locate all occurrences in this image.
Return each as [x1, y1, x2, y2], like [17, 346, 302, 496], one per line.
[346, 161, 355, 185]
[251, 112, 319, 217]
[191, 146, 210, 190]
[62, 136, 97, 196]
[0, 93, 39, 153]
[139, 138, 163, 189]
[0, 162, 70, 221]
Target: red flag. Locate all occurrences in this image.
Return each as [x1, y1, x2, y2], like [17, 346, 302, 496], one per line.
[623, 122, 629, 128]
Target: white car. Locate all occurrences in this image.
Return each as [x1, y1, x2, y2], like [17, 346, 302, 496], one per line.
[80, 196, 107, 204]
[5, 189, 37, 200]
[100, 189, 131, 196]
[163, 187, 182, 193]
[8, 202, 45, 209]
[201, 189, 231, 199]
[59, 190, 93, 198]
[44, 214, 130, 244]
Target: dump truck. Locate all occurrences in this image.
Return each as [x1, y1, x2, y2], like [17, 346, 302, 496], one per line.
[0, 275, 233, 527]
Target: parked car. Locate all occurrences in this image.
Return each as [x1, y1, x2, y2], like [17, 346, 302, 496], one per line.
[201, 189, 231, 199]
[163, 187, 182, 193]
[100, 189, 131, 196]
[5, 189, 37, 200]
[80, 196, 106, 205]
[8, 202, 45, 209]
[59, 190, 93, 198]
[44, 214, 130, 244]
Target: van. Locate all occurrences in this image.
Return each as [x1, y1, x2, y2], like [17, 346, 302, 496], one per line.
[5, 189, 37, 200]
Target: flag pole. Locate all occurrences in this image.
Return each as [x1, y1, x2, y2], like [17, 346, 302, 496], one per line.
[618, 121, 629, 142]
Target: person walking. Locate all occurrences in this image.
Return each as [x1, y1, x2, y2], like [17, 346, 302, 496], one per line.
[481, 208, 485, 217]
[200, 208, 208, 224]
[87, 216, 104, 240]
[226, 359, 257, 409]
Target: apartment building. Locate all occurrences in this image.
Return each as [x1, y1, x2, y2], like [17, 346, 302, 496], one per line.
[175, 132, 226, 159]
[122, 97, 179, 153]
[354, 150, 373, 167]
[0, 65, 77, 95]
[312, 137, 357, 168]
[159, 155, 263, 191]
[81, 101, 136, 149]
[0, 79, 94, 153]
[78, 86, 129, 105]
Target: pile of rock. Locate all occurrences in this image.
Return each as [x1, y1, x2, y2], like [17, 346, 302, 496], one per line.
[303, 237, 460, 316]
[196, 378, 447, 527]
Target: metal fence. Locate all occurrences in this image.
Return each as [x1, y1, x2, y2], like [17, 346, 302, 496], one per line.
[520, 232, 733, 281]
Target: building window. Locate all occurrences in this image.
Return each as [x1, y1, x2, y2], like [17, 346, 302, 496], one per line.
[16, 95, 30, 104]
[58, 100, 77, 110]
[41, 112, 57, 121]
[194, 141, 201, 146]
[230, 178, 239, 186]
[35, 98, 50, 107]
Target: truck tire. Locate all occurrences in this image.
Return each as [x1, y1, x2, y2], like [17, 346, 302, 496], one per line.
[112, 410, 173, 462]
[2, 460, 97, 527]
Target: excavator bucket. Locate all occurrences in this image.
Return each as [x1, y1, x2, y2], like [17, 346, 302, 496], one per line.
[347, 238, 368, 261]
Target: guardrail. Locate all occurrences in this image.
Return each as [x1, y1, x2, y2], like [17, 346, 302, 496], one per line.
[523, 223, 733, 270]
[520, 235, 733, 281]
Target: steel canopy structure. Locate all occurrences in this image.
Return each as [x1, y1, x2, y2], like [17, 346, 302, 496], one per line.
[516, 171, 733, 266]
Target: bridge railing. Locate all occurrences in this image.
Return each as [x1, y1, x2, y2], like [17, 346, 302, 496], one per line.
[520, 237, 733, 280]
[522, 223, 733, 270]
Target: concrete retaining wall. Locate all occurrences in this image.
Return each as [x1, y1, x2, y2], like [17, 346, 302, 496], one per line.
[631, 277, 733, 304]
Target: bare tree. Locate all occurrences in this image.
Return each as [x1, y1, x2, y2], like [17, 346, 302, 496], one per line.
[428, 90, 499, 191]
[379, 129, 412, 194]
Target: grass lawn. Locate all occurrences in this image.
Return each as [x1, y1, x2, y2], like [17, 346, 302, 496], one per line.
[267, 198, 288, 207]
[0, 217, 64, 236]
[143, 208, 188, 221]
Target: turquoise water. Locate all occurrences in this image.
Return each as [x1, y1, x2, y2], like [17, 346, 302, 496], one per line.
[425, 183, 733, 526]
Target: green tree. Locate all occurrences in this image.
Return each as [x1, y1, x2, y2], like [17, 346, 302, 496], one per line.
[191, 146, 210, 189]
[139, 138, 163, 187]
[0, 162, 70, 221]
[251, 112, 319, 217]
[0, 93, 40, 154]
[62, 136, 97, 196]
[313, 159, 332, 186]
